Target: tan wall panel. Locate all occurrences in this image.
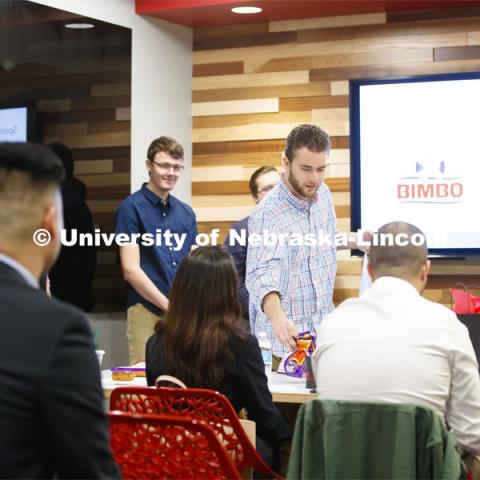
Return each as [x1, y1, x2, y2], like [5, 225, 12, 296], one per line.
[194, 22, 269, 40]
[116, 107, 131, 121]
[270, 13, 386, 33]
[338, 259, 363, 275]
[193, 31, 457, 66]
[45, 131, 130, 149]
[192, 98, 279, 117]
[193, 70, 309, 90]
[75, 159, 114, 175]
[193, 82, 331, 102]
[91, 83, 130, 97]
[195, 206, 252, 222]
[335, 274, 362, 290]
[192, 165, 246, 182]
[77, 172, 130, 188]
[193, 122, 302, 143]
[251, 47, 433, 73]
[331, 80, 349, 95]
[312, 108, 350, 136]
[193, 151, 283, 167]
[193, 110, 310, 129]
[193, 194, 255, 208]
[468, 31, 480, 45]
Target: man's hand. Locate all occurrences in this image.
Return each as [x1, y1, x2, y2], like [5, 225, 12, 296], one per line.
[272, 316, 299, 351]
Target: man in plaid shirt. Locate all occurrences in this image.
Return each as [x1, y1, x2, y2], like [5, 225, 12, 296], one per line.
[246, 124, 365, 358]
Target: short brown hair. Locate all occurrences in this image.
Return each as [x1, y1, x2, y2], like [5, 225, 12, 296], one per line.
[147, 136, 184, 162]
[249, 165, 277, 198]
[369, 222, 428, 279]
[284, 124, 330, 162]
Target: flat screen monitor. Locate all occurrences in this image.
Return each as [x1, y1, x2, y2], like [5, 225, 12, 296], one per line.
[350, 72, 480, 257]
[0, 104, 34, 143]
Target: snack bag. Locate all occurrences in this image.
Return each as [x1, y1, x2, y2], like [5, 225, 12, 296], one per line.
[278, 330, 316, 377]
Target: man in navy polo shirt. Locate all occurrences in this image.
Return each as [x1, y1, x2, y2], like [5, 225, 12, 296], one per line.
[115, 136, 197, 363]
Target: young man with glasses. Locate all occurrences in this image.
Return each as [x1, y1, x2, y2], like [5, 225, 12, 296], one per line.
[223, 165, 280, 322]
[115, 136, 197, 363]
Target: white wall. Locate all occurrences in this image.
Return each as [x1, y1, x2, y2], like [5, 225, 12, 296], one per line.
[28, 0, 193, 203]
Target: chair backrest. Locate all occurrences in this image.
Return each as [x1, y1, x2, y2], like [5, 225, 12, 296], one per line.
[110, 386, 281, 478]
[287, 399, 464, 480]
[108, 411, 240, 480]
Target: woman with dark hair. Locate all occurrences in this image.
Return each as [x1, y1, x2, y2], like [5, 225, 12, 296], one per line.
[145, 245, 290, 468]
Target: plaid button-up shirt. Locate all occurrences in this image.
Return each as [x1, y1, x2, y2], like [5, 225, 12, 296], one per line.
[246, 177, 337, 356]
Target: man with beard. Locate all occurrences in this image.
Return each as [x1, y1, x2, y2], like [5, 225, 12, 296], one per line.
[246, 124, 364, 358]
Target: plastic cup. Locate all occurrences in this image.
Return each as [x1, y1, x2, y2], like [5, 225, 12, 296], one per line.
[96, 349, 105, 368]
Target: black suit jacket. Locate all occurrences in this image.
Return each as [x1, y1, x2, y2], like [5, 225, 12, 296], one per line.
[0, 262, 119, 478]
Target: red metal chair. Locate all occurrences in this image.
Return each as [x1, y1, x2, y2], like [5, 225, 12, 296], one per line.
[110, 386, 283, 479]
[108, 411, 240, 479]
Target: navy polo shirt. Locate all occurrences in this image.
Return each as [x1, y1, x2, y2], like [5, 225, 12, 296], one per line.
[115, 184, 197, 315]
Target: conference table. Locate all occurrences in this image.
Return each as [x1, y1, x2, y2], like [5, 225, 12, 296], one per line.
[102, 370, 317, 404]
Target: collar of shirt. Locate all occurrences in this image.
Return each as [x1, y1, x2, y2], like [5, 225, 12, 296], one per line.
[141, 183, 170, 207]
[278, 175, 318, 211]
[370, 276, 420, 298]
[0, 253, 39, 289]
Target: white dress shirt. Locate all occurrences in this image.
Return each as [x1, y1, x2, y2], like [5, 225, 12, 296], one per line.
[313, 276, 480, 453]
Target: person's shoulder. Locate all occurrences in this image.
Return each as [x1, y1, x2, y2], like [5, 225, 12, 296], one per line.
[231, 216, 249, 231]
[169, 195, 195, 217]
[117, 188, 144, 212]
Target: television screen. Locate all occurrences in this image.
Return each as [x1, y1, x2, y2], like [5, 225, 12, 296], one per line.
[350, 72, 480, 257]
[0, 105, 31, 143]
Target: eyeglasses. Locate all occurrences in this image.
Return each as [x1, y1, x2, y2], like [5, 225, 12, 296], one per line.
[150, 160, 185, 174]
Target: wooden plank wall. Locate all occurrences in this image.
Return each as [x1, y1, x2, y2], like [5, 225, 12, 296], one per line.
[192, 7, 480, 307]
[0, 61, 131, 310]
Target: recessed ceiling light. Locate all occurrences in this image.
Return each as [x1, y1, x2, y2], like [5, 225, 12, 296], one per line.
[231, 6, 263, 14]
[65, 22, 94, 29]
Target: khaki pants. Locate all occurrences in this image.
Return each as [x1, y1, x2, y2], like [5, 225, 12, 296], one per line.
[126, 303, 162, 364]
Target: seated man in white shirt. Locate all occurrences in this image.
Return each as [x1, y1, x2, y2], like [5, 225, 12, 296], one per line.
[313, 221, 480, 455]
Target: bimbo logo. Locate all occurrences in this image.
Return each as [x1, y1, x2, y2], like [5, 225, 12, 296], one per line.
[396, 159, 463, 204]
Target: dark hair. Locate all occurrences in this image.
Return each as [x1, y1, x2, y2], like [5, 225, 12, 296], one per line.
[369, 222, 428, 278]
[155, 246, 246, 388]
[249, 165, 277, 198]
[284, 124, 330, 162]
[147, 136, 184, 162]
[47, 142, 74, 180]
[0, 143, 64, 242]
[0, 142, 64, 184]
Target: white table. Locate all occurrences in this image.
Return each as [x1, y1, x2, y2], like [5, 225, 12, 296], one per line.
[102, 370, 316, 404]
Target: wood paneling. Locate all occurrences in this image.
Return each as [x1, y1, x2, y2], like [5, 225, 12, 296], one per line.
[192, 98, 279, 117]
[193, 70, 309, 90]
[270, 13, 387, 33]
[192, 8, 480, 309]
[193, 61, 244, 77]
[0, 59, 131, 310]
[434, 45, 480, 61]
[193, 82, 331, 102]
[193, 111, 309, 129]
[194, 31, 297, 51]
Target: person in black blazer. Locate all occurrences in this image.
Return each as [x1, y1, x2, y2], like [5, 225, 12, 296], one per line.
[0, 143, 119, 478]
[145, 246, 290, 469]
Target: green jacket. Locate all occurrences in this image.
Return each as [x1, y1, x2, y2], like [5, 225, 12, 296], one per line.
[287, 400, 465, 480]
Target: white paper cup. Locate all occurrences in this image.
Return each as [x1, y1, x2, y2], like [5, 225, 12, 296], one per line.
[96, 349, 105, 368]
